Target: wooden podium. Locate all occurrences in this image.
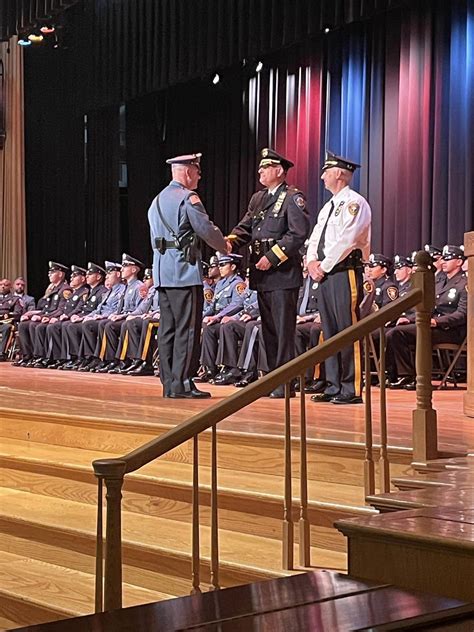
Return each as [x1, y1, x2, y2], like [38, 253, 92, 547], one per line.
[464, 231, 474, 417]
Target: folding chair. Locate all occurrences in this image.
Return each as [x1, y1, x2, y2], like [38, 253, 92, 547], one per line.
[433, 337, 467, 389]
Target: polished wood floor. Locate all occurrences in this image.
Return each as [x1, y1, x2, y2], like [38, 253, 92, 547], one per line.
[1, 364, 472, 453]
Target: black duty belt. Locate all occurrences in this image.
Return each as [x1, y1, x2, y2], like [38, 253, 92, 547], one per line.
[250, 238, 277, 262]
[329, 249, 363, 273]
[155, 237, 179, 251]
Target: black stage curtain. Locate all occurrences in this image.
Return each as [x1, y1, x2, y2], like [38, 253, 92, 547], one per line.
[23, 47, 86, 298]
[84, 106, 121, 265]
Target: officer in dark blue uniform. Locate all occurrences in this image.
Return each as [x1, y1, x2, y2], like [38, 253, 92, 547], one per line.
[365, 254, 399, 310]
[15, 262, 71, 366]
[32, 265, 89, 367]
[148, 152, 227, 398]
[59, 262, 107, 369]
[387, 245, 467, 389]
[0, 279, 23, 360]
[227, 148, 309, 398]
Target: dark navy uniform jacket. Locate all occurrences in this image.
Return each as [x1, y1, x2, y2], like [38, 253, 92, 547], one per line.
[433, 271, 467, 332]
[47, 285, 90, 319]
[203, 274, 246, 320]
[74, 284, 108, 318]
[229, 182, 309, 291]
[374, 276, 399, 310]
[0, 293, 23, 322]
[36, 281, 72, 315]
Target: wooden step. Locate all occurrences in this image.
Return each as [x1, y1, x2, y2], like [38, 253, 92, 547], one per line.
[0, 489, 347, 592]
[391, 470, 474, 491]
[0, 551, 168, 629]
[0, 437, 375, 554]
[0, 406, 415, 486]
[366, 484, 474, 513]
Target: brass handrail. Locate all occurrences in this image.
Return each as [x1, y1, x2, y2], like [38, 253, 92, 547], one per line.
[93, 287, 422, 477]
[93, 251, 437, 612]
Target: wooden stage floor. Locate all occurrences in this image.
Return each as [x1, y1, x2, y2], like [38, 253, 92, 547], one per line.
[0, 364, 472, 454]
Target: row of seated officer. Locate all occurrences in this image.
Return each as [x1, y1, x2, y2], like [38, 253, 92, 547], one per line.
[2, 244, 467, 393]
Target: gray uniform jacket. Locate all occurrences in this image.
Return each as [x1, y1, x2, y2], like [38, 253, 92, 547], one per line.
[114, 278, 143, 318]
[203, 274, 246, 320]
[230, 288, 259, 320]
[89, 284, 126, 318]
[148, 180, 227, 287]
[131, 286, 159, 316]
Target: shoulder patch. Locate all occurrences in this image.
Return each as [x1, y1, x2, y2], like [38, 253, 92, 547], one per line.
[204, 288, 214, 303]
[63, 290, 72, 299]
[236, 282, 246, 296]
[294, 195, 305, 209]
[387, 286, 399, 301]
[189, 194, 201, 205]
[347, 203, 360, 216]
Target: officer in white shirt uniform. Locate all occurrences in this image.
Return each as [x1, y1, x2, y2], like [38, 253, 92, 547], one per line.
[306, 151, 371, 404]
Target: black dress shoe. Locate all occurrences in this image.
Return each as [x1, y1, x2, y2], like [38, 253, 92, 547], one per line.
[168, 388, 212, 399]
[388, 376, 415, 389]
[234, 373, 258, 388]
[33, 359, 50, 369]
[310, 393, 334, 403]
[95, 361, 116, 373]
[78, 358, 100, 372]
[304, 380, 327, 394]
[128, 364, 155, 376]
[0, 354, 7, 362]
[213, 372, 238, 385]
[331, 394, 363, 405]
[403, 380, 417, 391]
[122, 359, 143, 373]
[48, 360, 64, 369]
[268, 386, 296, 399]
[195, 368, 216, 383]
[108, 361, 131, 374]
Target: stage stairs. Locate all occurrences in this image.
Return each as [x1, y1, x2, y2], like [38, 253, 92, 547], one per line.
[0, 407, 415, 629]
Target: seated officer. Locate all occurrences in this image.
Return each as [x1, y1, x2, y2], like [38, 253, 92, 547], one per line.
[76, 262, 125, 371]
[212, 281, 259, 385]
[15, 262, 71, 367]
[109, 269, 158, 375]
[424, 244, 444, 278]
[0, 279, 23, 361]
[294, 270, 322, 390]
[59, 262, 107, 369]
[202, 255, 220, 311]
[365, 253, 399, 310]
[199, 253, 246, 381]
[32, 265, 89, 368]
[93, 253, 144, 373]
[386, 245, 467, 389]
[12, 277, 36, 312]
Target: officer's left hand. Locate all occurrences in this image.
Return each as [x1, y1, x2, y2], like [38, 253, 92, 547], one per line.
[255, 255, 272, 271]
[31, 315, 41, 322]
[308, 260, 324, 282]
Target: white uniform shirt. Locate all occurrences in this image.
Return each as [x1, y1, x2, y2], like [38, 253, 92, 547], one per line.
[307, 185, 371, 273]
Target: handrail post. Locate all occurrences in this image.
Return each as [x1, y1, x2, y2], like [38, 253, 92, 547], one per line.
[412, 251, 438, 464]
[93, 459, 127, 612]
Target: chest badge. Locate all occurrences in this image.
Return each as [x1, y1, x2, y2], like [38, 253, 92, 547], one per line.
[334, 201, 345, 217]
[448, 288, 457, 300]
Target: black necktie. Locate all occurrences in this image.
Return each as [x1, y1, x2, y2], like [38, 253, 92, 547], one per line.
[317, 200, 335, 260]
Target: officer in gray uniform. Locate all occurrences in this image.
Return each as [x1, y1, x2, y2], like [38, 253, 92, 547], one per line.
[387, 245, 467, 389]
[0, 279, 23, 360]
[59, 262, 107, 369]
[202, 255, 220, 311]
[77, 262, 125, 371]
[199, 253, 246, 381]
[15, 262, 71, 366]
[12, 277, 35, 312]
[148, 152, 227, 398]
[32, 265, 89, 367]
[213, 285, 260, 385]
[94, 253, 144, 372]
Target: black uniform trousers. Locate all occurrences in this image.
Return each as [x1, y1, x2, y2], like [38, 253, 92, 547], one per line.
[80, 319, 103, 358]
[33, 322, 51, 358]
[200, 322, 221, 371]
[97, 319, 124, 362]
[18, 320, 42, 359]
[216, 320, 249, 369]
[0, 322, 15, 355]
[115, 317, 159, 362]
[45, 321, 66, 360]
[385, 323, 466, 378]
[137, 318, 159, 362]
[257, 288, 299, 372]
[61, 321, 84, 360]
[317, 268, 363, 398]
[295, 321, 324, 383]
[158, 286, 203, 396]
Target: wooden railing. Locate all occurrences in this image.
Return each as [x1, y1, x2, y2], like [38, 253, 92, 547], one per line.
[92, 251, 436, 611]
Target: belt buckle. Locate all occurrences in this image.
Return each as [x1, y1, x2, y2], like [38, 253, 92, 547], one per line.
[254, 240, 261, 256]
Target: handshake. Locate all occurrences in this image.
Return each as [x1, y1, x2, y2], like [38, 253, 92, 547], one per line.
[224, 236, 235, 255]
